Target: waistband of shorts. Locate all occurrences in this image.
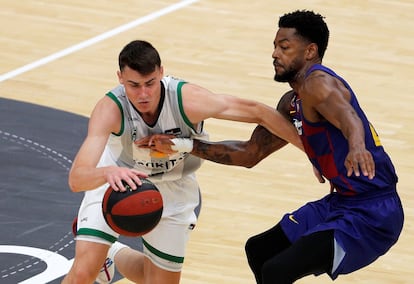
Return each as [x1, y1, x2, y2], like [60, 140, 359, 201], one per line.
[332, 185, 397, 202]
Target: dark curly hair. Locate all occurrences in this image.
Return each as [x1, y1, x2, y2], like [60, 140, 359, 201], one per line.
[279, 10, 329, 59]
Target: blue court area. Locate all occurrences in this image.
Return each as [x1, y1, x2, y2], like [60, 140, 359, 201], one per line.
[0, 98, 139, 283]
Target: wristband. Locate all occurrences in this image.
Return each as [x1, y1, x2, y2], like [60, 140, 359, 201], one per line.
[170, 138, 193, 153]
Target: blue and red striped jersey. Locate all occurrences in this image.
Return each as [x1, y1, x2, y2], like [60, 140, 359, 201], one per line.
[290, 64, 397, 195]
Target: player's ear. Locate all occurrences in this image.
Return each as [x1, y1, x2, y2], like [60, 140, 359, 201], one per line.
[117, 70, 123, 84]
[305, 43, 318, 60]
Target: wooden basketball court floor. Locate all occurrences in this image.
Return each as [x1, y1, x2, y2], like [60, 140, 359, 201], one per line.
[1, 0, 413, 283]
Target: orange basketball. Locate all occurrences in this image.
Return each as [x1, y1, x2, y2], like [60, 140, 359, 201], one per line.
[102, 179, 163, 237]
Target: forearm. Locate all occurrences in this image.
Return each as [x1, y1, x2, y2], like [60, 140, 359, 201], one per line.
[68, 166, 109, 192]
[191, 126, 288, 168]
[339, 110, 366, 150]
[192, 139, 255, 167]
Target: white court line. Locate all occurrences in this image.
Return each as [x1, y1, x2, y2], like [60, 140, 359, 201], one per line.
[0, 0, 199, 83]
[0, 1, 199, 281]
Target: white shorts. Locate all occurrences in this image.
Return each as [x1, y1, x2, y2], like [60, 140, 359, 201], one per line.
[75, 174, 200, 272]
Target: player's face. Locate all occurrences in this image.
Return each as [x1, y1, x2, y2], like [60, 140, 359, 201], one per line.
[272, 28, 307, 83]
[117, 66, 164, 115]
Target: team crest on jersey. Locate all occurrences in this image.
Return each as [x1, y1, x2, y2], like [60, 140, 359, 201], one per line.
[293, 118, 303, 135]
[290, 94, 303, 135]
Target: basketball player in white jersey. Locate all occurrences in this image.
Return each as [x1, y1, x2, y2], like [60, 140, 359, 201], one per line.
[62, 40, 302, 284]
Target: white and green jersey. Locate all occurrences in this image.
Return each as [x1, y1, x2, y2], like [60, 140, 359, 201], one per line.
[100, 76, 208, 182]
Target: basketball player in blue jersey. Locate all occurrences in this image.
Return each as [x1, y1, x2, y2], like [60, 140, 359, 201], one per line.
[62, 40, 302, 284]
[143, 10, 404, 284]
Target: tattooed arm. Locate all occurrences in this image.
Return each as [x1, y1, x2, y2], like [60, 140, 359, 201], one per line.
[190, 90, 295, 167]
[192, 125, 287, 168]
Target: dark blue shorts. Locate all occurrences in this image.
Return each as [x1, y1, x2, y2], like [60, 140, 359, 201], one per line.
[280, 188, 404, 279]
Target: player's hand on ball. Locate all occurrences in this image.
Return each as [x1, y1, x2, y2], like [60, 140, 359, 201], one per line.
[104, 166, 148, 192]
[102, 178, 163, 236]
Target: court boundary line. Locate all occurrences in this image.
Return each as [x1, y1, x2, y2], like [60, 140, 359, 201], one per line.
[0, 0, 199, 83]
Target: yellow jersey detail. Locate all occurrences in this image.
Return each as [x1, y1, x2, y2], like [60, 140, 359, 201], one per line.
[369, 123, 382, 147]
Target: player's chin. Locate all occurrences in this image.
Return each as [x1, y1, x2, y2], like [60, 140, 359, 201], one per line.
[274, 73, 289, 83]
[273, 68, 283, 81]
[273, 74, 283, 82]
[136, 102, 150, 109]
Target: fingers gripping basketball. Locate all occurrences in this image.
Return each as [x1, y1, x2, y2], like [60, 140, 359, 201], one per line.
[102, 179, 163, 237]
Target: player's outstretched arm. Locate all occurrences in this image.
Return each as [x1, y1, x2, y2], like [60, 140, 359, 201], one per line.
[135, 126, 288, 168]
[180, 83, 303, 151]
[135, 90, 298, 167]
[192, 125, 287, 167]
[190, 90, 297, 167]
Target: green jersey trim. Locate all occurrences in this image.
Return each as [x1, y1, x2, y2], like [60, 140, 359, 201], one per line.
[106, 92, 124, 136]
[177, 81, 196, 131]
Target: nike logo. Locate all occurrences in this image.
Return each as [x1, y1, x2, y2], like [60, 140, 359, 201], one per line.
[288, 214, 299, 224]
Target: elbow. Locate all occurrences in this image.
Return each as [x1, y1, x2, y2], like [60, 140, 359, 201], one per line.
[234, 143, 266, 168]
[68, 179, 79, 193]
[237, 152, 264, 168]
[242, 159, 261, 169]
[68, 174, 83, 193]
